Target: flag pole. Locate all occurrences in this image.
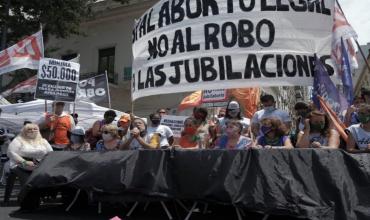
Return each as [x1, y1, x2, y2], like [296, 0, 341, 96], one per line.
[105, 70, 112, 109]
[130, 73, 134, 114]
[335, 0, 370, 74]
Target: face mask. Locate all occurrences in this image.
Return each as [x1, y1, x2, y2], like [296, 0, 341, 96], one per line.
[261, 126, 273, 135]
[226, 127, 238, 136]
[358, 114, 370, 124]
[151, 119, 161, 126]
[70, 135, 82, 144]
[26, 132, 37, 139]
[310, 122, 325, 131]
[102, 133, 114, 141]
[298, 111, 308, 118]
[184, 127, 197, 135]
[228, 109, 239, 117]
[264, 106, 275, 112]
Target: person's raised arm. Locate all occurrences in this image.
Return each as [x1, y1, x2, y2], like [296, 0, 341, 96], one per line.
[92, 120, 102, 137]
[296, 119, 311, 148]
[327, 129, 340, 149]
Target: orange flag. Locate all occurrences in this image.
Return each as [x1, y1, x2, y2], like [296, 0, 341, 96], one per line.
[318, 95, 348, 142]
[178, 90, 202, 111]
[228, 88, 260, 118]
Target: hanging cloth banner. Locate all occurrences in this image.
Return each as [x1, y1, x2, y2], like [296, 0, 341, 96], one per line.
[132, 0, 335, 100]
[0, 30, 44, 76]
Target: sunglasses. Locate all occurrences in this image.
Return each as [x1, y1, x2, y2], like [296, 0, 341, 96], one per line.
[103, 131, 112, 134]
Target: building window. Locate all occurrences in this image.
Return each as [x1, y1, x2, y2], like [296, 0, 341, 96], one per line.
[61, 53, 77, 61]
[98, 47, 116, 84]
[123, 67, 132, 80]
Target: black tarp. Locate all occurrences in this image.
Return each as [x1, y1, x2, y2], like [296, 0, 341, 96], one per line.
[19, 149, 370, 220]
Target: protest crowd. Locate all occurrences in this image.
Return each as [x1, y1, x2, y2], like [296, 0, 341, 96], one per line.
[2, 90, 370, 191]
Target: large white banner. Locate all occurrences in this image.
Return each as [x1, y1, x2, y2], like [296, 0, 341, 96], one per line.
[132, 0, 335, 100]
[0, 30, 44, 75]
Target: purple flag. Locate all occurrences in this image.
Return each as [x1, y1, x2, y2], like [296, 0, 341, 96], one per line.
[340, 38, 354, 105]
[312, 55, 348, 115]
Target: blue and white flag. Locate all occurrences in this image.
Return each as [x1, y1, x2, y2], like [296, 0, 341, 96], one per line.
[340, 37, 354, 105]
[312, 55, 348, 115]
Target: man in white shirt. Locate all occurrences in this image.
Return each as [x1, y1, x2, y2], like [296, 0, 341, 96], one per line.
[147, 112, 174, 148]
[251, 94, 292, 137]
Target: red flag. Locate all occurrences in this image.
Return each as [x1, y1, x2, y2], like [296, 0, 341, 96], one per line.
[178, 91, 202, 111]
[318, 95, 348, 142]
[1, 75, 37, 97]
[228, 88, 260, 118]
[0, 30, 44, 76]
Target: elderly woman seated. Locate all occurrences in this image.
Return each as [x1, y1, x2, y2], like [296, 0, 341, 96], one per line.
[255, 118, 293, 149]
[296, 110, 339, 148]
[215, 120, 253, 149]
[347, 104, 370, 153]
[7, 123, 53, 186]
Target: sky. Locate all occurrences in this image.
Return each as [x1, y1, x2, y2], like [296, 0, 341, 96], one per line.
[340, 0, 370, 45]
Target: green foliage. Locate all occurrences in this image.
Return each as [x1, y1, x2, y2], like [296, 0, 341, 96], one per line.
[0, 0, 96, 45]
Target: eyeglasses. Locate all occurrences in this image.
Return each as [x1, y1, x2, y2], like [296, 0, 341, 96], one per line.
[159, 111, 166, 114]
[103, 131, 111, 134]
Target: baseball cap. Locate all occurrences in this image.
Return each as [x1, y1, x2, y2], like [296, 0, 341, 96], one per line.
[227, 101, 240, 110]
[119, 114, 131, 123]
[71, 126, 85, 136]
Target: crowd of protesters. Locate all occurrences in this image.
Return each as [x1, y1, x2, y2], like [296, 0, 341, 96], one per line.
[2, 89, 370, 188]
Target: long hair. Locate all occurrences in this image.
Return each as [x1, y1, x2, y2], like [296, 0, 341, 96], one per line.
[307, 110, 330, 137]
[17, 123, 45, 146]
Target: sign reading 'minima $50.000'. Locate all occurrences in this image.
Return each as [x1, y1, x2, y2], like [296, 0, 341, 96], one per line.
[35, 58, 80, 102]
[132, 0, 336, 100]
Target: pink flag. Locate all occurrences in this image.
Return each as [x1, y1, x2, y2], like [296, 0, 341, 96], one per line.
[331, 2, 358, 72]
[0, 30, 44, 76]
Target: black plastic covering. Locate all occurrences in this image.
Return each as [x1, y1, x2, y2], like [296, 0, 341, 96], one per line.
[19, 149, 370, 220]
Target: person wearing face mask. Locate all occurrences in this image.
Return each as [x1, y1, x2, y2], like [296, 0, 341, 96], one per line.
[86, 110, 117, 149]
[215, 120, 253, 149]
[296, 111, 339, 148]
[347, 104, 370, 153]
[218, 101, 250, 136]
[255, 118, 293, 149]
[66, 127, 90, 151]
[146, 112, 174, 148]
[117, 113, 131, 139]
[251, 94, 292, 138]
[96, 124, 122, 151]
[179, 117, 200, 149]
[7, 123, 53, 186]
[121, 118, 156, 149]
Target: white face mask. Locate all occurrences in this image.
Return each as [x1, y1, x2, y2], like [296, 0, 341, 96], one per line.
[26, 132, 37, 139]
[264, 106, 275, 112]
[102, 133, 114, 142]
[228, 109, 239, 117]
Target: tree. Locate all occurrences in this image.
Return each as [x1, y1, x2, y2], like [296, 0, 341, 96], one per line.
[0, 0, 98, 48]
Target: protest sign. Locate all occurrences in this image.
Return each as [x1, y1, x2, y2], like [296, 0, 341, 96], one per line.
[202, 89, 227, 103]
[35, 58, 80, 102]
[77, 74, 109, 103]
[160, 115, 188, 138]
[132, 0, 335, 100]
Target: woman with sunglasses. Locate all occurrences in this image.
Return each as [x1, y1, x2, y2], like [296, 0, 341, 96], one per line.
[95, 124, 122, 151]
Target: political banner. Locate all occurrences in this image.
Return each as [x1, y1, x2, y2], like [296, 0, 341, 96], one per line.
[160, 115, 188, 138]
[35, 58, 80, 102]
[132, 0, 335, 100]
[0, 30, 44, 76]
[77, 74, 109, 103]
